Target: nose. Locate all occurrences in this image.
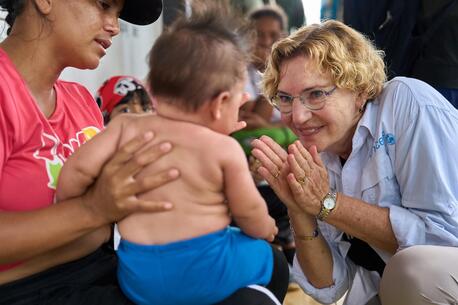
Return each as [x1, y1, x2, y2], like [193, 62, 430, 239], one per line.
[291, 99, 312, 125]
[105, 14, 120, 37]
[257, 31, 273, 48]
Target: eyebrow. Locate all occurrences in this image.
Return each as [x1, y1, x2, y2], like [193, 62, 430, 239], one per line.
[277, 85, 328, 96]
[111, 0, 123, 12]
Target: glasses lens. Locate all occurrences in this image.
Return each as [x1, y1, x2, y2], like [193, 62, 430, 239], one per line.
[273, 95, 292, 113]
[302, 90, 327, 110]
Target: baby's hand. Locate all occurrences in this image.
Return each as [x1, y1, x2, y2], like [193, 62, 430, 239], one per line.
[232, 120, 247, 133]
[265, 218, 278, 242]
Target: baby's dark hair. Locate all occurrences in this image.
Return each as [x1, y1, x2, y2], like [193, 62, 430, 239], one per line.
[0, 0, 26, 35]
[147, 2, 252, 112]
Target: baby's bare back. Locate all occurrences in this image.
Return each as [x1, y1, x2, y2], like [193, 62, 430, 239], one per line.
[118, 115, 232, 245]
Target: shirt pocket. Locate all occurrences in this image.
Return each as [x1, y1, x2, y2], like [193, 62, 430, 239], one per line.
[360, 153, 401, 207]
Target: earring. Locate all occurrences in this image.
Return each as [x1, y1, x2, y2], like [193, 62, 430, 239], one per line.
[359, 103, 366, 113]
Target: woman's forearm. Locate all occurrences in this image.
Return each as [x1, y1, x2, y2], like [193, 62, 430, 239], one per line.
[289, 213, 334, 288]
[0, 197, 107, 264]
[327, 193, 398, 254]
[0, 225, 110, 284]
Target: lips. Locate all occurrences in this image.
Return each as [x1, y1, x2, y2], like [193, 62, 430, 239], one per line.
[296, 126, 323, 136]
[95, 38, 112, 50]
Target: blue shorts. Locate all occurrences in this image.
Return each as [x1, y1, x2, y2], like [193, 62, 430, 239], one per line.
[117, 227, 273, 305]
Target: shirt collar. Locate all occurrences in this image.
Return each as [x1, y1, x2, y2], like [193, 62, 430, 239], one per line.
[357, 99, 379, 141]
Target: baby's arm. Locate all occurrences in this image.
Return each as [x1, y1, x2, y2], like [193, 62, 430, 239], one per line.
[56, 116, 127, 201]
[222, 137, 277, 241]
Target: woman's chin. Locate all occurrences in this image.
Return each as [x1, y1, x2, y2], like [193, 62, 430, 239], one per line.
[72, 57, 101, 70]
[84, 60, 100, 70]
[300, 139, 324, 153]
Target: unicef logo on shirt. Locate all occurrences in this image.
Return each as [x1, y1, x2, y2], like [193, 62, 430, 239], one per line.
[373, 131, 396, 152]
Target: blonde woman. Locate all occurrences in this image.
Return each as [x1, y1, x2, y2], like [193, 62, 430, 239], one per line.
[252, 20, 458, 305]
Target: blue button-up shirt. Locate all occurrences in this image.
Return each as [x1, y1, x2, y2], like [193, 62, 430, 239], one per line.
[292, 77, 458, 305]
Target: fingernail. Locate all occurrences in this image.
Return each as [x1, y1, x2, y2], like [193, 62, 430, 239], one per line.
[163, 202, 173, 209]
[144, 131, 154, 140]
[160, 142, 172, 152]
[169, 169, 179, 178]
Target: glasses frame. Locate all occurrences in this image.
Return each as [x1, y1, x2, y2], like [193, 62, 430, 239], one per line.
[271, 86, 337, 113]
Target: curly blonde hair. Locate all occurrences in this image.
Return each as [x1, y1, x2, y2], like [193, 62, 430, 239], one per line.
[263, 20, 386, 101]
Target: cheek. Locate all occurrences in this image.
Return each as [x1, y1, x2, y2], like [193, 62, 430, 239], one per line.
[280, 114, 291, 125]
[280, 115, 295, 131]
[232, 105, 240, 122]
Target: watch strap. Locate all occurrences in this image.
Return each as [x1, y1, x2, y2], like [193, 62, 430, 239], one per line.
[317, 191, 337, 221]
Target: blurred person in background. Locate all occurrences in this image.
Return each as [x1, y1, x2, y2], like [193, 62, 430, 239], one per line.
[232, 4, 298, 264]
[96, 75, 154, 125]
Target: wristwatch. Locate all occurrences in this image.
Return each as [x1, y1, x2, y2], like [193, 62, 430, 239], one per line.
[317, 191, 337, 221]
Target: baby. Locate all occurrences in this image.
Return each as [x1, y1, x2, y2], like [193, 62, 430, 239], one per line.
[57, 7, 281, 305]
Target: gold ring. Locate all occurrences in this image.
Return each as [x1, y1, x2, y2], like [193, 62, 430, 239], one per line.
[253, 159, 261, 167]
[297, 176, 306, 184]
[273, 171, 280, 178]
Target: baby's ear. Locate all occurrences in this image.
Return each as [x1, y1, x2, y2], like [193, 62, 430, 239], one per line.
[209, 90, 230, 120]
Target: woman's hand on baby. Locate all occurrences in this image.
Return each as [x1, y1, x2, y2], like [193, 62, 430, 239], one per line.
[82, 132, 179, 224]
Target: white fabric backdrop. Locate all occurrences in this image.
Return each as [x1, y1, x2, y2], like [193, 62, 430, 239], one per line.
[0, 14, 163, 95]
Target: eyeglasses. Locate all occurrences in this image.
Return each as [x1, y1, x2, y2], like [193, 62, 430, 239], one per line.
[270, 86, 337, 114]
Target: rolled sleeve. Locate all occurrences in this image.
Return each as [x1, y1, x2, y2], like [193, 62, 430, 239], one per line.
[390, 205, 458, 249]
[291, 242, 349, 304]
[389, 205, 425, 248]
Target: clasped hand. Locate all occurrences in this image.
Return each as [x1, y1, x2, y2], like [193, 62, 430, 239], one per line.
[251, 136, 329, 216]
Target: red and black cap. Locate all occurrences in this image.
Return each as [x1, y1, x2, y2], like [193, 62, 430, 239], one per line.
[96, 75, 144, 116]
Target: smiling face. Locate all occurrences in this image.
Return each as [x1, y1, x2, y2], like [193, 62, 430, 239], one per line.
[278, 55, 364, 158]
[50, 0, 124, 69]
[253, 16, 283, 71]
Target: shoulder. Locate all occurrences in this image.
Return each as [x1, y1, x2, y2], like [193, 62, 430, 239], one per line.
[0, 52, 23, 100]
[55, 79, 103, 127]
[218, 135, 247, 166]
[378, 77, 454, 110]
[375, 77, 458, 121]
[108, 113, 155, 131]
[110, 113, 170, 143]
[55, 80, 95, 104]
[55, 80, 99, 112]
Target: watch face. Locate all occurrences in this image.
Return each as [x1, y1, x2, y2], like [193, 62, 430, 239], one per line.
[323, 197, 336, 209]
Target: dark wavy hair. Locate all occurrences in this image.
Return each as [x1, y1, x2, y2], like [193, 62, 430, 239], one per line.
[0, 0, 26, 35]
[147, 1, 253, 112]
